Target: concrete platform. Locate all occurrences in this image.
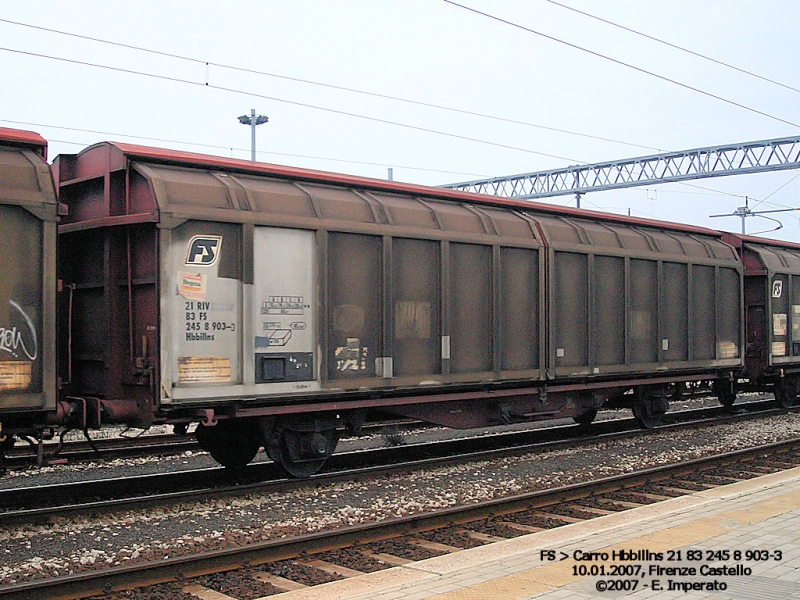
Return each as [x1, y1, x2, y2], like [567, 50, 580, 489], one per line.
[262, 466, 800, 600]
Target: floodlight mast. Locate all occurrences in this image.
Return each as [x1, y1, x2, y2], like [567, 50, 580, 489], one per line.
[238, 109, 269, 161]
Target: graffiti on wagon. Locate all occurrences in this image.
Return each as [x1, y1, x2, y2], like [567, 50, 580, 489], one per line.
[0, 300, 38, 361]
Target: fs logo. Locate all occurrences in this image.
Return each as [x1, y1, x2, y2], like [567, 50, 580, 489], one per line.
[185, 236, 222, 266]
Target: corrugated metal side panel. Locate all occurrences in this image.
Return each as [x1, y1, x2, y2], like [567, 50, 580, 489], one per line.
[326, 233, 382, 381]
[235, 176, 317, 218]
[593, 256, 625, 365]
[534, 213, 738, 262]
[629, 259, 658, 364]
[499, 248, 539, 371]
[449, 243, 492, 374]
[718, 267, 741, 359]
[747, 244, 800, 276]
[137, 163, 542, 244]
[661, 262, 689, 362]
[553, 251, 588, 369]
[135, 164, 233, 210]
[428, 201, 486, 233]
[483, 208, 538, 239]
[392, 238, 441, 377]
[793, 278, 800, 357]
[369, 192, 439, 229]
[605, 224, 652, 251]
[1, 142, 57, 412]
[0, 147, 55, 207]
[691, 265, 716, 360]
[305, 185, 377, 224]
[0, 206, 44, 405]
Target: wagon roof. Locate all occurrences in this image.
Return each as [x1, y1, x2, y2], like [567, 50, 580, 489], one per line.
[0, 127, 48, 157]
[101, 141, 727, 238]
[722, 232, 800, 252]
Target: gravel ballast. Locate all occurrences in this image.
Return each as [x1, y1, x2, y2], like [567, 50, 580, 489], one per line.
[1, 410, 799, 587]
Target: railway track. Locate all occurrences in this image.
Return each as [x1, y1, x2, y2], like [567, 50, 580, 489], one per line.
[3, 437, 799, 599]
[0, 391, 742, 470]
[1, 419, 421, 470]
[0, 399, 788, 520]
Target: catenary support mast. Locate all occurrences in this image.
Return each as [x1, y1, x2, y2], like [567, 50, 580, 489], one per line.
[442, 136, 800, 199]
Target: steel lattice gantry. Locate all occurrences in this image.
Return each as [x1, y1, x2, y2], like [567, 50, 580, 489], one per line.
[443, 136, 800, 199]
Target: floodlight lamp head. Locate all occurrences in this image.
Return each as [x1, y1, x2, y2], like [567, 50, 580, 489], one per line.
[255, 115, 269, 125]
[238, 115, 251, 125]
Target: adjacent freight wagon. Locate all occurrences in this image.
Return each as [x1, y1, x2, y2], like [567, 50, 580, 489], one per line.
[50, 141, 748, 475]
[0, 128, 58, 441]
[721, 233, 800, 406]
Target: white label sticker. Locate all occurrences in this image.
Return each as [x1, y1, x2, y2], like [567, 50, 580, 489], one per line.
[0, 361, 32, 391]
[178, 357, 231, 383]
[774, 313, 787, 336]
[178, 272, 206, 300]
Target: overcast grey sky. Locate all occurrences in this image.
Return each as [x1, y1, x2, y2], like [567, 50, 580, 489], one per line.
[2, 1, 798, 238]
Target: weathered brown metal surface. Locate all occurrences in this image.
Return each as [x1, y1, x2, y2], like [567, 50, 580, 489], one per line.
[52, 140, 747, 431]
[327, 232, 382, 381]
[449, 242, 492, 374]
[392, 238, 441, 377]
[93, 141, 739, 236]
[739, 242, 800, 365]
[54, 148, 160, 418]
[499, 247, 539, 372]
[535, 214, 742, 379]
[0, 130, 58, 414]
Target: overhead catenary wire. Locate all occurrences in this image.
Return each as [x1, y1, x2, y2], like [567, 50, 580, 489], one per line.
[0, 17, 662, 153]
[620, 181, 800, 213]
[442, 0, 800, 129]
[749, 173, 800, 211]
[36, 127, 800, 216]
[0, 119, 489, 178]
[0, 19, 788, 227]
[0, 45, 583, 163]
[544, 0, 800, 94]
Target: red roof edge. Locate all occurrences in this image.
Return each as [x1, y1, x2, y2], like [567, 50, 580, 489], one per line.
[0, 127, 48, 158]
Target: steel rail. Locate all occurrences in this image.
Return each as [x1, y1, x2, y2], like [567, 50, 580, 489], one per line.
[0, 400, 786, 523]
[3, 437, 799, 600]
[3, 419, 420, 469]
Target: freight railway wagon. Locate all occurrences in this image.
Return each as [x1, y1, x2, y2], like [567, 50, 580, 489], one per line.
[1, 129, 798, 477]
[0, 128, 58, 450]
[721, 233, 800, 406]
[49, 141, 755, 477]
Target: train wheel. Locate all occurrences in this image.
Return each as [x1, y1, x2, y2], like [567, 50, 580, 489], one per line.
[632, 386, 668, 429]
[774, 377, 799, 408]
[712, 379, 736, 411]
[195, 421, 261, 470]
[266, 423, 339, 478]
[573, 409, 597, 426]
